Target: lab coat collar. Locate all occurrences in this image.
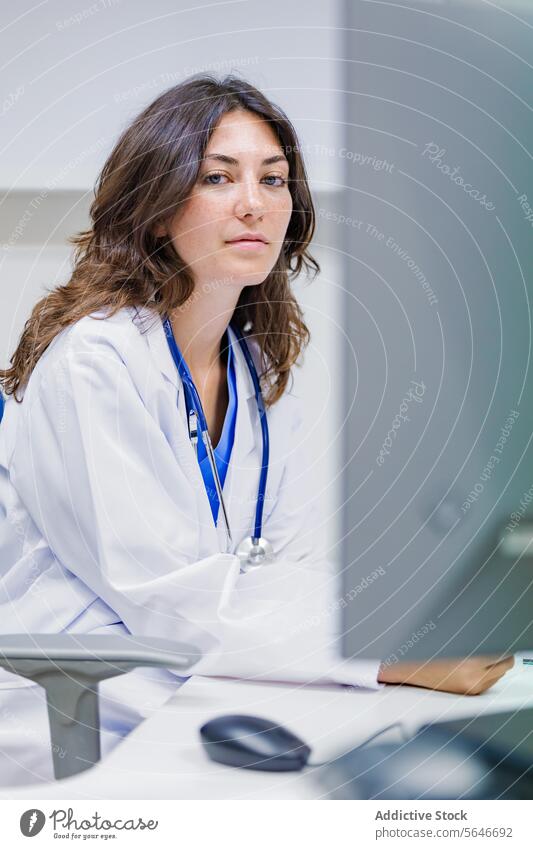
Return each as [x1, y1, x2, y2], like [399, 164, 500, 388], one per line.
[136, 306, 256, 402]
[134, 306, 180, 391]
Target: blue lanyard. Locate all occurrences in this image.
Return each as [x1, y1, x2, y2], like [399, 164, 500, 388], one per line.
[162, 316, 269, 540]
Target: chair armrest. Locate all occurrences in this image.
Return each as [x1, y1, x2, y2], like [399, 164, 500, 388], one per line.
[0, 633, 210, 781]
[0, 633, 206, 671]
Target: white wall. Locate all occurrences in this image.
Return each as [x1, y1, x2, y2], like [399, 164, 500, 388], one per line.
[1, 0, 344, 191]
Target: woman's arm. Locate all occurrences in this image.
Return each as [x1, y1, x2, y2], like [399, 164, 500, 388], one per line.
[377, 654, 515, 694]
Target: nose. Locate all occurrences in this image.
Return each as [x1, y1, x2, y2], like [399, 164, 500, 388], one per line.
[234, 177, 265, 220]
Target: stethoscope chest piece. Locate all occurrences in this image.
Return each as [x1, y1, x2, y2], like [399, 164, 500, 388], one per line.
[237, 536, 275, 573]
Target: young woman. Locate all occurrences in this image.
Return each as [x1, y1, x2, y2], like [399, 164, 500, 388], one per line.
[0, 75, 513, 784]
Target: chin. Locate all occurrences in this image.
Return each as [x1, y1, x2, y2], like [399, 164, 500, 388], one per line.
[228, 268, 271, 288]
[241, 273, 271, 288]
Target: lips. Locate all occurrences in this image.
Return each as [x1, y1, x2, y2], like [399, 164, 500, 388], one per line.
[226, 239, 268, 251]
[226, 232, 269, 244]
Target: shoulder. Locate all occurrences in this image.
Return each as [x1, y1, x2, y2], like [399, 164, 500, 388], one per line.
[56, 305, 153, 354]
[21, 306, 158, 405]
[43, 305, 155, 364]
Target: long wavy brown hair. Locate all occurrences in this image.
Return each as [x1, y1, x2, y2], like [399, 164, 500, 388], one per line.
[0, 74, 319, 406]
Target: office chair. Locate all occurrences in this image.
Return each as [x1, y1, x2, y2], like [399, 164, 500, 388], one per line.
[0, 633, 204, 781]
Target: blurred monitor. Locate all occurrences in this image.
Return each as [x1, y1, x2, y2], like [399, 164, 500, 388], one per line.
[339, 0, 533, 662]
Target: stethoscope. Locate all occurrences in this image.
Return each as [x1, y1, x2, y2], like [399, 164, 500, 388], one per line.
[163, 316, 274, 573]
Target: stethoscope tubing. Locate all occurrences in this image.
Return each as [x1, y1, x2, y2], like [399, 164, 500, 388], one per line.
[162, 316, 269, 545]
[230, 323, 270, 540]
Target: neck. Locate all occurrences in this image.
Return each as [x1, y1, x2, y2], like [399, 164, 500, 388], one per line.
[168, 281, 243, 374]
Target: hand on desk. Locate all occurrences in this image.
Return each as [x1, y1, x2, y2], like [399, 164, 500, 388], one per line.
[377, 654, 515, 695]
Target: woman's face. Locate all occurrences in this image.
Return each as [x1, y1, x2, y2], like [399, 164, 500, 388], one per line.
[162, 109, 293, 290]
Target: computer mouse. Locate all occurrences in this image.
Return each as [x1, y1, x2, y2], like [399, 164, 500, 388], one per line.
[318, 726, 500, 799]
[199, 714, 312, 771]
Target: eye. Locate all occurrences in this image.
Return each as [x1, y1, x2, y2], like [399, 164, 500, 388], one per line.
[202, 171, 229, 185]
[262, 175, 288, 187]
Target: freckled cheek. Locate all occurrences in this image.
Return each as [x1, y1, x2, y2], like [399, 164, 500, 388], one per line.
[188, 197, 223, 227]
[174, 203, 224, 255]
[272, 205, 293, 239]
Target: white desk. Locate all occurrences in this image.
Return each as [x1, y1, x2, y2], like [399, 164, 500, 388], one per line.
[2, 658, 533, 800]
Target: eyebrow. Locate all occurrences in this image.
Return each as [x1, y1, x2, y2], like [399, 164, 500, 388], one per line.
[203, 153, 289, 167]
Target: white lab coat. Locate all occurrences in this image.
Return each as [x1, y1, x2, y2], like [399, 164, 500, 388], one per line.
[0, 305, 381, 786]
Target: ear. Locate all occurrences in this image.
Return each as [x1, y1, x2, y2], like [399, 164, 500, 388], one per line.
[153, 221, 166, 238]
